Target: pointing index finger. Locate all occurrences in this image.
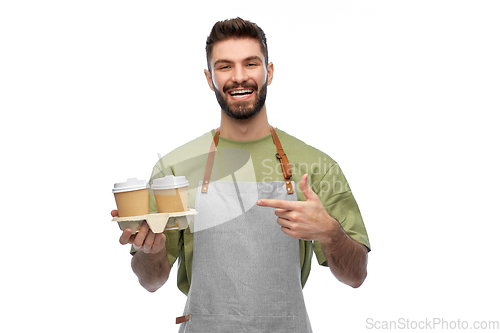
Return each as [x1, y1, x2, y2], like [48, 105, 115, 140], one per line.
[257, 198, 294, 210]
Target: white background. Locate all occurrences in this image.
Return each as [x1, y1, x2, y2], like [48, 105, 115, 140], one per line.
[1, 1, 499, 332]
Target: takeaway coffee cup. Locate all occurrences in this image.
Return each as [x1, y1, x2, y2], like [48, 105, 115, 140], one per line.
[151, 175, 189, 213]
[112, 178, 149, 217]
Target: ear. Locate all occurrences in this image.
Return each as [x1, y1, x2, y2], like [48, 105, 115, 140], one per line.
[204, 69, 215, 91]
[266, 62, 274, 86]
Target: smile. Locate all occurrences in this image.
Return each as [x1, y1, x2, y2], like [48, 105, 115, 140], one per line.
[228, 89, 254, 100]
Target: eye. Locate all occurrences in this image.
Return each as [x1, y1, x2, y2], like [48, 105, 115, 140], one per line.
[214, 62, 231, 70]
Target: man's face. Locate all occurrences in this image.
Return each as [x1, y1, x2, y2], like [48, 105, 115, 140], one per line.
[205, 38, 274, 120]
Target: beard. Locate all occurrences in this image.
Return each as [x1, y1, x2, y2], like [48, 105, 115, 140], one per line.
[214, 81, 267, 120]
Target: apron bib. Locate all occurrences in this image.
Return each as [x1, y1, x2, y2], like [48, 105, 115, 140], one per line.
[177, 128, 313, 333]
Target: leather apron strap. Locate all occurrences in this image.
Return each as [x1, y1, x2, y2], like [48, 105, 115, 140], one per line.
[201, 128, 220, 193]
[201, 126, 294, 194]
[270, 126, 294, 194]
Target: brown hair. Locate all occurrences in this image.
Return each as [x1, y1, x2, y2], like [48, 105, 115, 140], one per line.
[206, 17, 268, 71]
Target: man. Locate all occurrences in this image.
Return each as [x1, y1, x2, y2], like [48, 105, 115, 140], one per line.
[112, 17, 370, 332]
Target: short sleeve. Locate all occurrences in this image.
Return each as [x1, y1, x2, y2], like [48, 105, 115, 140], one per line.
[313, 163, 371, 266]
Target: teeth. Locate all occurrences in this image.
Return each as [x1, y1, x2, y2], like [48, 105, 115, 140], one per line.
[230, 89, 253, 96]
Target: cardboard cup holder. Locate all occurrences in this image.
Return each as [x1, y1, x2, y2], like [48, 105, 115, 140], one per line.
[112, 209, 197, 234]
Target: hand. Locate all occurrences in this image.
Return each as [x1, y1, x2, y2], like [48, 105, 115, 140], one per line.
[111, 210, 167, 254]
[256, 174, 338, 243]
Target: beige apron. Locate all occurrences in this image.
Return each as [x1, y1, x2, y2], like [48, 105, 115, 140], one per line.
[177, 127, 313, 333]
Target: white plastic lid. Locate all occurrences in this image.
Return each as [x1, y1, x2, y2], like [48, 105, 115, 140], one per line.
[151, 175, 189, 190]
[112, 178, 149, 193]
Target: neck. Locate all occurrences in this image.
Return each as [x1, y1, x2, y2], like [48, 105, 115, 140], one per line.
[219, 105, 271, 141]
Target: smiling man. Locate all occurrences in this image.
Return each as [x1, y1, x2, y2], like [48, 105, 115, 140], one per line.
[207, 39, 270, 121]
[114, 17, 370, 333]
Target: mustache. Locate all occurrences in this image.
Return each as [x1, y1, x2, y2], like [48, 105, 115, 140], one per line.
[222, 83, 258, 93]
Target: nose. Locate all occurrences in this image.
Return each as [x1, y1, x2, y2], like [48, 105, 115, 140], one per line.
[231, 64, 248, 84]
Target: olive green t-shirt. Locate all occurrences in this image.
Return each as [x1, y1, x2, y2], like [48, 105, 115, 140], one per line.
[137, 128, 370, 296]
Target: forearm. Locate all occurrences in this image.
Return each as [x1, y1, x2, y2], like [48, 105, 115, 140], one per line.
[131, 249, 171, 292]
[321, 220, 368, 288]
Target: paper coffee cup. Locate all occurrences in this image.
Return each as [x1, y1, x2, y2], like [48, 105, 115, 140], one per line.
[151, 175, 189, 213]
[112, 178, 149, 217]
